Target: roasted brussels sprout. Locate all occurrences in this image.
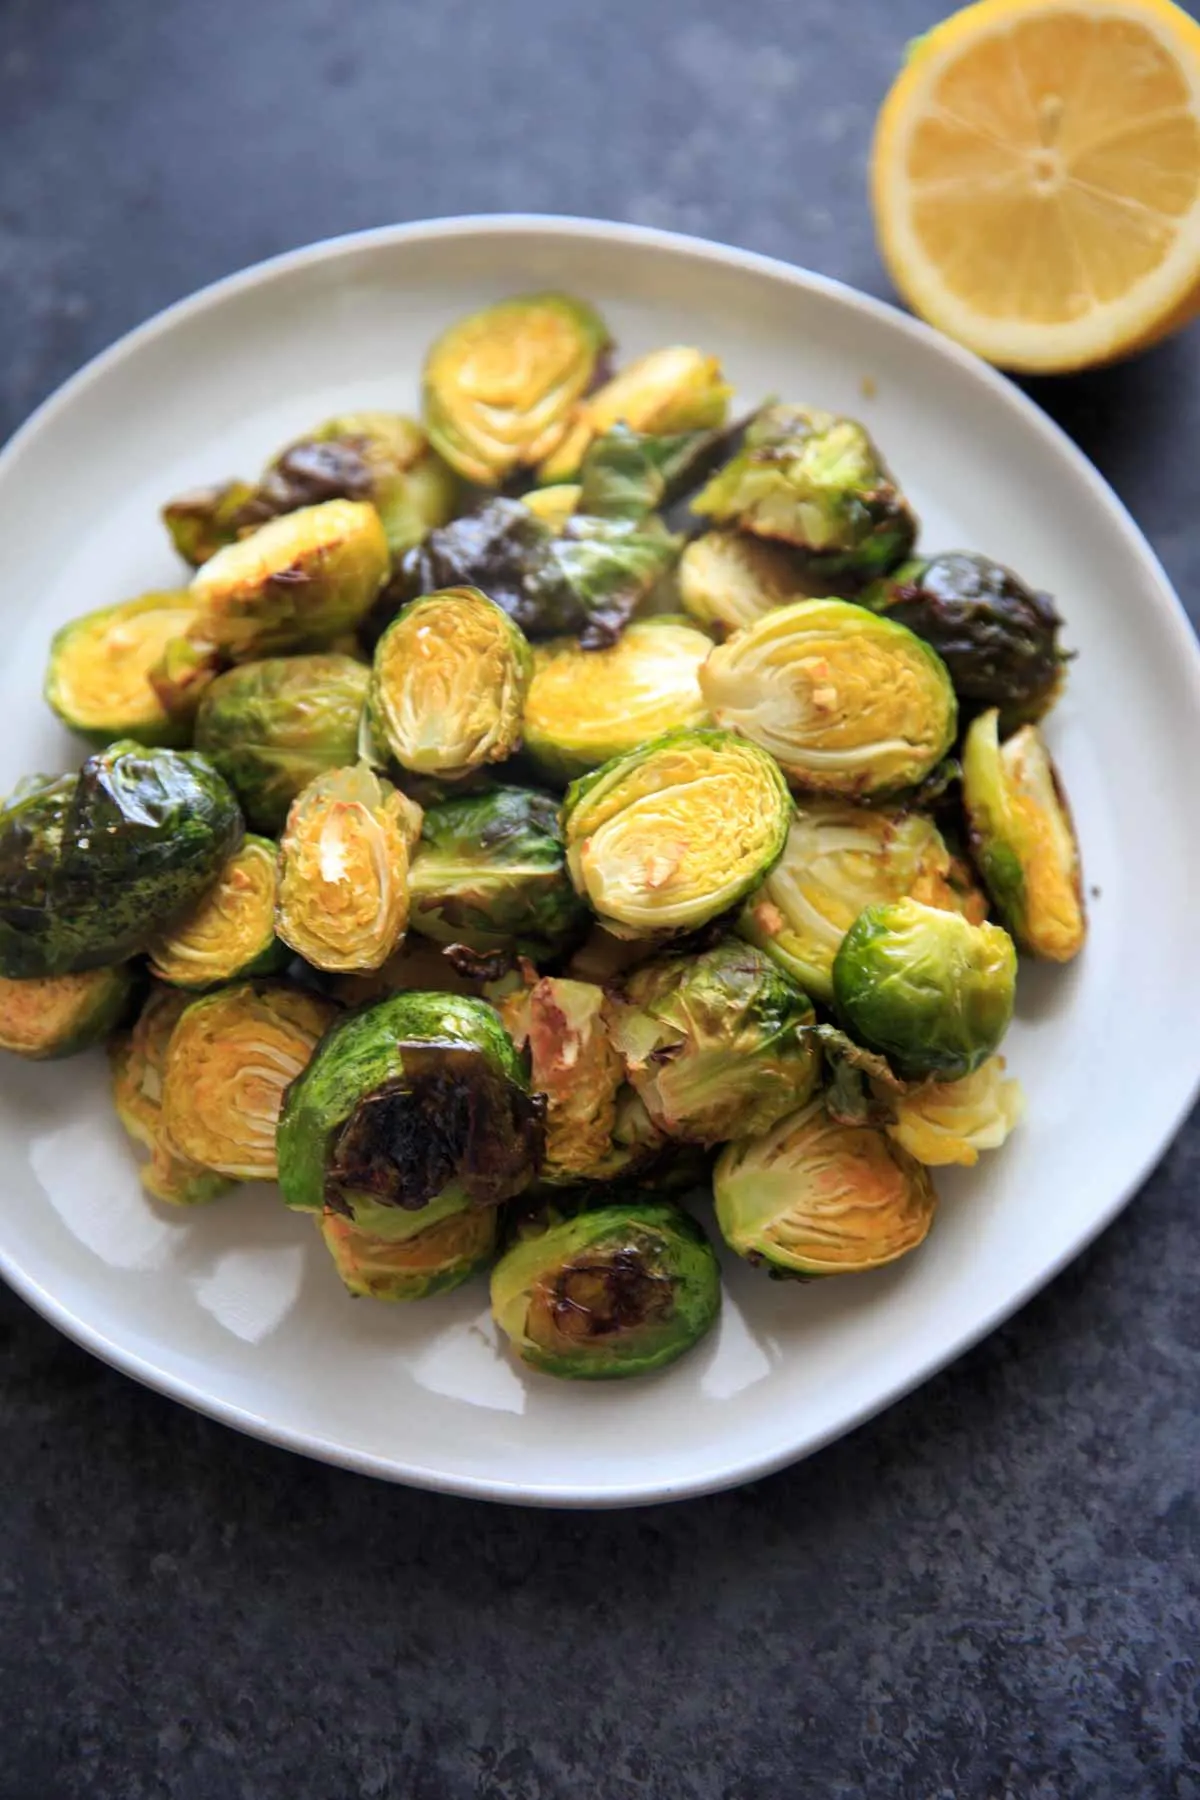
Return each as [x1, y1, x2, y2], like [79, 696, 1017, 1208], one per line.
[146, 834, 285, 989]
[109, 985, 236, 1205]
[318, 1201, 498, 1302]
[423, 292, 610, 486]
[880, 1056, 1025, 1168]
[522, 618, 711, 784]
[961, 710, 1085, 962]
[738, 797, 978, 1003]
[368, 587, 531, 780]
[561, 727, 791, 937]
[0, 964, 137, 1060]
[45, 590, 204, 746]
[277, 991, 543, 1221]
[833, 897, 1017, 1081]
[714, 1096, 937, 1276]
[699, 599, 957, 797]
[862, 553, 1067, 727]
[678, 529, 816, 636]
[0, 744, 242, 979]
[693, 404, 917, 580]
[498, 977, 626, 1182]
[539, 344, 731, 483]
[490, 1199, 720, 1379]
[276, 765, 421, 974]
[163, 481, 256, 569]
[607, 939, 820, 1143]
[573, 423, 733, 524]
[161, 981, 336, 1181]
[407, 787, 587, 960]
[193, 652, 369, 834]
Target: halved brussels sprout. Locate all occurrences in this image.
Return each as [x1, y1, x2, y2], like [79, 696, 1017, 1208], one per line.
[163, 481, 256, 569]
[110, 985, 236, 1206]
[276, 991, 544, 1219]
[522, 484, 581, 530]
[714, 1096, 937, 1276]
[879, 1056, 1025, 1168]
[407, 786, 587, 960]
[961, 710, 1085, 963]
[318, 1202, 498, 1302]
[561, 727, 791, 937]
[193, 652, 369, 834]
[161, 980, 336, 1181]
[0, 964, 137, 1060]
[833, 897, 1017, 1081]
[0, 744, 243, 979]
[538, 345, 731, 483]
[862, 553, 1067, 728]
[146, 834, 285, 989]
[699, 599, 957, 797]
[607, 938, 820, 1143]
[490, 1199, 721, 1379]
[678, 529, 816, 636]
[523, 618, 711, 784]
[45, 591, 204, 747]
[368, 587, 532, 780]
[498, 977, 625, 1182]
[738, 797, 978, 1003]
[276, 764, 421, 974]
[693, 404, 917, 579]
[423, 292, 610, 486]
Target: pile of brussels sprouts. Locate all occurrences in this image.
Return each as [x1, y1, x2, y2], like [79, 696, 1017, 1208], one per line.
[0, 290, 1086, 1382]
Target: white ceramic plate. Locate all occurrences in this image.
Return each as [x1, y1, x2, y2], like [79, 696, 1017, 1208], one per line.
[1, 217, 1198, 1508]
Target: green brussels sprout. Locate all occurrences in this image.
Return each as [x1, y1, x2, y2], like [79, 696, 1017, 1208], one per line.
[368, 587, 532, 780]
[497, 977, 626, 1182]
[738, 797, 980, 1004]
[521, 484, 581, 530]
[692, 403, 918, 580]
[561, 727, 791, 937]
[407, 786, 588, 960]
[713, 1096, 937, 1276]
[390, 498, 681, 648]
[522, 617, 712, 784]
[276, 992, 545, 1220]
[538, 344, 731, 483]
[861, 553, 1067, 728]
[161, 980, 337, 1181]
[0, 744, 243, 979]
[961, 709, 1085, 962]
[678, 529, 817, 636]
[192, 652, 369, 834]
[879, 1054, 1025, 1168]
[110, 984, 236, 1206]
[490, 1198, 720, 1379]
[423, 292, 610, 486]
[833, 896, 1017, 1081]
[699, 598, 957, 797]
[44, 590, 205, 747]
[318, 1201, 498, 1302]
[572, 423, 734, 524]
[0, 963, 137, 1060]
[162, 481, 257, 568]
[276, 764, 422, 974]
[606, 938, 820, 1144]
[146, 834, 285, 989]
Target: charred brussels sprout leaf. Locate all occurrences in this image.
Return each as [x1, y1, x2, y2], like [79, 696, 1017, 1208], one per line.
[693, 404, 917, 580]
[147, 834, 285, 989]
[0, 744, 243, 978]
[523, 618, 711, 784]
[163, 482, 257, 569]
[276, 992, 544, 1220]
[0, 963, 138, 1060]
[490, 1199, 721, 1379]
[368, 587, 532, 780]
[574, 423, 733, 524]
[562, 727, 791, 938]
[110, 985, 237, 1205]
[678, 530, 817, 636]
[161, 981, 336, 1181]
[607, 938, 820, 1144]
[407, 786, 587, 960]
[880, 1055, 1025, 1168]
[498, 977, 626, 1182]
[714, 1096, 937, 1276]
[423, 292, 610, 486]
[962, 710, 1085, 962]
[318, 1201, 498, 1302]
[193, 652, 369, 834]
[833, 897, 1017, 1081]
[539, 344, 731, 483]
[699, 598, 957, 797]
[45, 590, 206, 747]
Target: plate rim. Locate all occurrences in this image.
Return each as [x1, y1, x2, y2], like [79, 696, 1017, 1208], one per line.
[2, 211, 1198, 1508]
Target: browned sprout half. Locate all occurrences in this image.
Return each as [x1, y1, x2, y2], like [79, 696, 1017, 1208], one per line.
[0, 965, 137, 1061]
[318, 1203, 499, 1302]
[678, 530, 818, 636]
[146, 834, 285, 990]
[498, 978, 626, 1182]
[109, 984, 235, 1205]
[45, 591, 205, 747]
[538, 345, 732, 483]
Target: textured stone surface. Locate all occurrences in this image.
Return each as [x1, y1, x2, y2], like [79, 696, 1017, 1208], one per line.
[0, 0, 1197, 1795]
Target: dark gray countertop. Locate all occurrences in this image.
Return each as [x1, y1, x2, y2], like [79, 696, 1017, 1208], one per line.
[1, 1, 1197, 1794]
